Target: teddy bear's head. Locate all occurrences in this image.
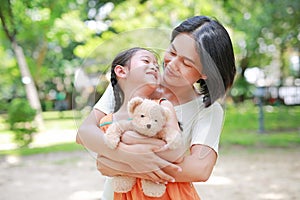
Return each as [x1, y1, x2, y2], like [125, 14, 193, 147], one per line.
[127, 97, 171, 137]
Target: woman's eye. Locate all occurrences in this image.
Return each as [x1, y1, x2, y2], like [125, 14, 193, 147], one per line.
[183, 62, 191, 67]
[183, 60, 193, 68]
[142, 59, 150, 64]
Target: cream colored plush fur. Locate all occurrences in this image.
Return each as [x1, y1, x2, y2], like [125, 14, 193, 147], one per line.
[104, 97, 182, 197]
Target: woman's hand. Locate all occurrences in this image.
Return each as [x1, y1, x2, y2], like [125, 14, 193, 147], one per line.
[96, 154, 177, 183]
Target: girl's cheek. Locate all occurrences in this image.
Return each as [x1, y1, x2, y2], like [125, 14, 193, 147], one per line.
[158, 74, 162, 84]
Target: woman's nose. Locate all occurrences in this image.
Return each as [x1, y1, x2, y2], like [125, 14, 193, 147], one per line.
[167, 57, 179, 70]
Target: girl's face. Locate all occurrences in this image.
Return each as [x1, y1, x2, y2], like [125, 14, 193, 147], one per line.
[127, 50, 160, 89]
[163, 33, 204, 87]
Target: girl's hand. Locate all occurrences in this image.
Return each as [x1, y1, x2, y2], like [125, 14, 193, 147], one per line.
[122, 130, 185, 164]
[121, 130, 166, 146]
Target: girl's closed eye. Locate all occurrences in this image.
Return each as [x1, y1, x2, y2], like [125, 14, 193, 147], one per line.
[169, 49, 176, 56]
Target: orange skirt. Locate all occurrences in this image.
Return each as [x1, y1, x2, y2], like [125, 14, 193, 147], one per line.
[113, 178, 201, 200]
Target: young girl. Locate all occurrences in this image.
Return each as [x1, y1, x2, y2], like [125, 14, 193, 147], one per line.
[78, 16, 236, 200]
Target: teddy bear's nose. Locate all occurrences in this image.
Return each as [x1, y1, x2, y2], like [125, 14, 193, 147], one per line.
[147, 124, 151, 129]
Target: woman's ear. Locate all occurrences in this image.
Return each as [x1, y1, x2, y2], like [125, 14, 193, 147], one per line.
[114, 65, 128, 78]
[200, 74, 207, 80]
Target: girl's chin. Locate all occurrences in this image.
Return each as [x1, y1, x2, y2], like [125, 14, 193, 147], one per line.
[148, 82, 159, 89]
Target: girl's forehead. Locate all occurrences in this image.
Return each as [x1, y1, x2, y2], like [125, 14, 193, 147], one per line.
[134, 50, 157, 60]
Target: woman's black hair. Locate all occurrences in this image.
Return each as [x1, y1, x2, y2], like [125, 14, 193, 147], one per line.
[110, 47, 151, 112]
[172, 16, 236, 107]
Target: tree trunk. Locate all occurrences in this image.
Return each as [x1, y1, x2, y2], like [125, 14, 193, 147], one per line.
[11, 39, 45, 130]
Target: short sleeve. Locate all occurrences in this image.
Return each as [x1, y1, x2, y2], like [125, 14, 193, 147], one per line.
[94, 84, 115, 114]
[190, 102, 224, 154]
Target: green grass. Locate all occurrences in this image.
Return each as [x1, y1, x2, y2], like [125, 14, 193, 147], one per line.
[0, 103, 299, 156]
[0, 110, 83, 134]
[0, 142, 84, 157]
[42, 110, 83, 130]
[221, 102, 300, 147]
[0, 110, 85, 156]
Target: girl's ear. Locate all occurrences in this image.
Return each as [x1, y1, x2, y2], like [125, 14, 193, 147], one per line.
[114, 65, 128, 78]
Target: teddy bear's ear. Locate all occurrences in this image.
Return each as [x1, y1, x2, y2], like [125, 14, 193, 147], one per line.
[128, 97, 144, 115]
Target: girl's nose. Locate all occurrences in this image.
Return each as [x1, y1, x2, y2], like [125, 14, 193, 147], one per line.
[149, 65, 158, 72]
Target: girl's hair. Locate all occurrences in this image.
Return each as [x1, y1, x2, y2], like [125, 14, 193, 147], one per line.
[172, 16, 236, 107]
[110, 47, 153, 112]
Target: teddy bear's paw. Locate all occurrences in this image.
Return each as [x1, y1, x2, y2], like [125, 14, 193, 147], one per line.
[104, 134, 120, 149]
[112, 176, 136, 193]
[141, 179, 166, 197]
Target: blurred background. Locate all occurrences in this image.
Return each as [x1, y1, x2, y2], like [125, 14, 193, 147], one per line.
[0, 0, 299, 200]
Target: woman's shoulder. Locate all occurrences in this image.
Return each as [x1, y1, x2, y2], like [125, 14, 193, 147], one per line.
[203, 101, 224, 115]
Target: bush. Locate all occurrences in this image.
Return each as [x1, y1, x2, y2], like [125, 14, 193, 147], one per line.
[7, 98, 37, 147]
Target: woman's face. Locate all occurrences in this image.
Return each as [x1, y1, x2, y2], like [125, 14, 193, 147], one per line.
[127, 50, 160, 89]
[163, 33, 203, 87]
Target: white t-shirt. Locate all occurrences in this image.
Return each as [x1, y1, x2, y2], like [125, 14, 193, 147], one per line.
[94, 85, 224, 200]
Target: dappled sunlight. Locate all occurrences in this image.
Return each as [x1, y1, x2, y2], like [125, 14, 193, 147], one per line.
[29, 129, 77, 148]
[69, 190, 102, 200]
[5, 155, 21, 165]
[258, 192, 288, 200]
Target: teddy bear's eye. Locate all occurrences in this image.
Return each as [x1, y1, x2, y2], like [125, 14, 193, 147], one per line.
[141, 115, 145, 118]
[155, 120, 158, 122]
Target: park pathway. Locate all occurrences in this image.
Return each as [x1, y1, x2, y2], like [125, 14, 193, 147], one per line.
[1, 146, 299, 200]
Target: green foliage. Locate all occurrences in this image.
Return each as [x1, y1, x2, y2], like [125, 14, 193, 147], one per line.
[223, 0, 300, 80]
[7, 98, 37, 147]
[230, 75, 255, 103]
[7, 98, 36, 126]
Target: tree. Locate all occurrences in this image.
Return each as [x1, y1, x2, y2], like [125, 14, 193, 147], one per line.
[222, 0, 300, 103]
[0, 0, 44, 128]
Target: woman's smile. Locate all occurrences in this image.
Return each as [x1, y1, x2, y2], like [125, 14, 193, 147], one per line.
[164, 66, 180, 78]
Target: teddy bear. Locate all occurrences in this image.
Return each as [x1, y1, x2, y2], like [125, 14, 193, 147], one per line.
[104, 96, 182, 197]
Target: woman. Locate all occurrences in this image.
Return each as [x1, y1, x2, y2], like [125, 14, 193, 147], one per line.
[77, 15, 236, 199]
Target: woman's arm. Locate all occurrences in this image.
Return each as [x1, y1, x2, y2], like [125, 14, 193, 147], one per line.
[162, 144, 217, 182]
[163, 101, 224, 182]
